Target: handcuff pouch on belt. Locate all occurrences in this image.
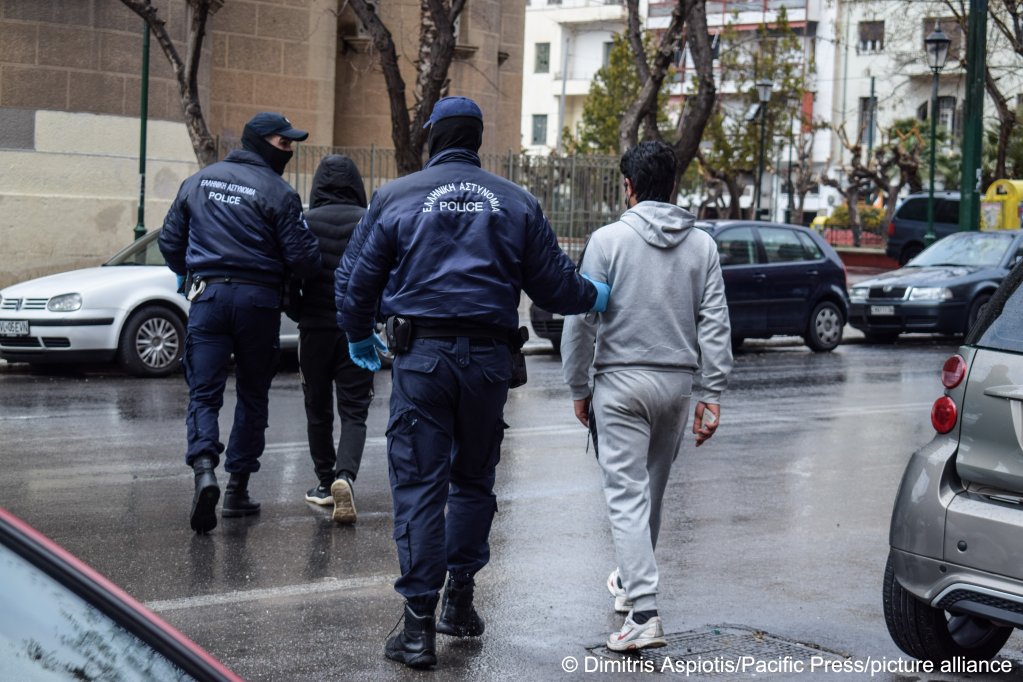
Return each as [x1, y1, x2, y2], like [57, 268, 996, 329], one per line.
[186, 274, 206, 302]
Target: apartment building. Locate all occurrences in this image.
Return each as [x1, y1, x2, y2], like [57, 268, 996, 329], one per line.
[521, 0, 638, 154]
[522, 0, 1023, 221]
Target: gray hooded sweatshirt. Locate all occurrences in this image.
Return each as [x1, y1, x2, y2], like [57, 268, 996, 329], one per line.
[560, 201, 733, 404]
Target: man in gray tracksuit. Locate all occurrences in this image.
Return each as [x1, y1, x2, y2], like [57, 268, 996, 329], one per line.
[561, 140, 733, 651]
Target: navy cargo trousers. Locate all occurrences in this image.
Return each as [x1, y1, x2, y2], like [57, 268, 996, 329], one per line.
[182, 282, 281, 473]
[387, 337, 511, 602]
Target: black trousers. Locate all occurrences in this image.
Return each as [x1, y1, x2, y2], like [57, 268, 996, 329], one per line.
[298, 328, 375, 486]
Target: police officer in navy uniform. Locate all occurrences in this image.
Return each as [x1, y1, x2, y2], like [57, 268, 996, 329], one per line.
[335, 96, 611, 669]
[160, 112, 320, 535]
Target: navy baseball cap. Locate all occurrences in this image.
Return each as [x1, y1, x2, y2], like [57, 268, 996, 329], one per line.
[245, 112, 309, 141]
[423, 96, 483, 128]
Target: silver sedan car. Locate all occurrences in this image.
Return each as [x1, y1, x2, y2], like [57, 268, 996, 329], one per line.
[0, 230, 298, 377]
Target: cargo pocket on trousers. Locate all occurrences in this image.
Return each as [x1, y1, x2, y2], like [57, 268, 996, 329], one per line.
[386, 408, 422, 484]
[393, 521, 412, 576]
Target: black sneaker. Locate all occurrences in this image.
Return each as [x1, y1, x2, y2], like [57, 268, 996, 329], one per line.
[305, 484, 332, 506]
[331, 475, 357, 523]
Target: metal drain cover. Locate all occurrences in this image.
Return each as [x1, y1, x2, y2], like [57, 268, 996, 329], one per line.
[588, 624, 846, 678]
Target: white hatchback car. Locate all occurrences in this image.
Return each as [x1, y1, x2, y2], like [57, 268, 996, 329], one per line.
[0, 230, 298, 377]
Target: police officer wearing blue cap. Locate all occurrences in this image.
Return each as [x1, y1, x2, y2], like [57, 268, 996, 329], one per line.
[160, 111, 321, 534]
[335, 95, 611, 669]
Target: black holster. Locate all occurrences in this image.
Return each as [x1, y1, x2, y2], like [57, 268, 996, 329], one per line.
[508, 326, 528, 389]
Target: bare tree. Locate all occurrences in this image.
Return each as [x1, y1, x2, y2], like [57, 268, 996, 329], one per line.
[347, 0, 467, 175]
[121, 0, 219, 167]
[619, 0, 716, 182]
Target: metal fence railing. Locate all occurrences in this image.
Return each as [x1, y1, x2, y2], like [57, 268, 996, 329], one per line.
[218, 140, 624, 262]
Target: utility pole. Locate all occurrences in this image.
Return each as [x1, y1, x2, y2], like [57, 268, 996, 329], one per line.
[959, 0, 987, 232]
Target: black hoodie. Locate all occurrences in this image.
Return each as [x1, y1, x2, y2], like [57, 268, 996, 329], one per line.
[297, 155, 368, 330]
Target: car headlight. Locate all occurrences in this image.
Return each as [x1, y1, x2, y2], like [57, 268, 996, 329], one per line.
[47, 293, 82, 312]
[849, 286, 868, 302]
[908, 287, 952, 301]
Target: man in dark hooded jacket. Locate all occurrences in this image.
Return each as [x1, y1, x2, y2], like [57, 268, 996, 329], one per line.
[160, 111, 320, 535]
[295, 155, 375, 524]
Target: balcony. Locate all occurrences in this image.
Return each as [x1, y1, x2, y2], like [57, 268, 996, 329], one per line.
[541, 0, 627, 26]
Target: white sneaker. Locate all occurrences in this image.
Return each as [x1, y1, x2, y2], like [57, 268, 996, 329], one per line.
[606, 613, 667, 652]
[606, 568, 633, 614]
[330, 476, 357, 524]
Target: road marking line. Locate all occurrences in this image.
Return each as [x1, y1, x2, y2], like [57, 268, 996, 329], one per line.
[144, 574, 393, 612]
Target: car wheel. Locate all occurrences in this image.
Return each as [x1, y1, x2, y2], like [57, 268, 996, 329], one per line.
[864, 331, 900, 344]
[900, 243, 923, 265]
[883, 554, 1011, 662]
[966, 294, 991, 334]
[804, 301, 843, 352]
[117, 305, 185, 378]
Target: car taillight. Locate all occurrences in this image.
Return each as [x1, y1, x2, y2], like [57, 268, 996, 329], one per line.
[887, 221, 896, 238]
[941, 354, 966, 388]
[931, 396, 958, 433]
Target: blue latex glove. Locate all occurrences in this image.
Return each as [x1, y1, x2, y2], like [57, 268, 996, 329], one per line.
[175, 274, 187, 297]
[348, 333, 388, 372]
[582, 273, 610, 313]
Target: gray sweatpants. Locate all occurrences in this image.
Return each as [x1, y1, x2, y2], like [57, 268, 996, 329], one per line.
[593, 368, 693, 613]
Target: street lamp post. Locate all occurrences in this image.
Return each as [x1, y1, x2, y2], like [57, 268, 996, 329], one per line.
[924, 23, 951, 246]
[753, 79, 774, 221]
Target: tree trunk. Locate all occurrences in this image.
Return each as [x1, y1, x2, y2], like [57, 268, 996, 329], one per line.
[672, 0, 716, 176]
[985, 64, 1015, 180]
[619, 0, 701, 154]
[348, 0, 465, 175]
[121, 0, 218, 167]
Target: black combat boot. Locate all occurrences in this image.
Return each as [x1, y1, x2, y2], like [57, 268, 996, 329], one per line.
[436, 578, 485, 637]
[189, 455, 220, 534]
[221, 473, 260, 517]
[384, 600, 437, 669]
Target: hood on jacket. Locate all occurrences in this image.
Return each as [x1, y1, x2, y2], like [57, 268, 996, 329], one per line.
[309, 155, 367, 209]
[618, 201, 696, 249]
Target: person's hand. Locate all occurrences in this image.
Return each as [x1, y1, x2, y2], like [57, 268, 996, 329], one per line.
[582, 273, 610, 313]
[692, 401, 720, 447]
[348, 333, 388, 372]
[573, 397, 591, 427]
[175, 274, 186, 297]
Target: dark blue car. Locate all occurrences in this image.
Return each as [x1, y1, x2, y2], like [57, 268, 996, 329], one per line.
[849, 230, 1023, 342]
[530, 220, 849, 352]
[697, 220, 849, 351]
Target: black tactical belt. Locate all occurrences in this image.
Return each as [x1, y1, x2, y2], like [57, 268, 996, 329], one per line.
[202, 276, 279, 289]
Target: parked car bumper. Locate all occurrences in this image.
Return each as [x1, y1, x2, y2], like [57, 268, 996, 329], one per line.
[890, 547, 1023, 628]
[848, 300, 967, 334]
[0, 311, 121, 360]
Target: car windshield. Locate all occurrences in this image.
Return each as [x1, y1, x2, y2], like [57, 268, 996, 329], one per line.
[104, 231, 167, 267]
[907, 232, 1013, 269]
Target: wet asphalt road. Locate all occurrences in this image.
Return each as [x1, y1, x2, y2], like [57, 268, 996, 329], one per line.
[3, 337, 1023, 682]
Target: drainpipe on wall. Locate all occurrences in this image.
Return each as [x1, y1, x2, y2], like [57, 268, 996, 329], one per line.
[134, 22, 150, 241]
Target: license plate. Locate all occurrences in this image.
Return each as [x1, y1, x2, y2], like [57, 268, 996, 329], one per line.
[0, 320, 29, 336]
[870, 305, 895, 316]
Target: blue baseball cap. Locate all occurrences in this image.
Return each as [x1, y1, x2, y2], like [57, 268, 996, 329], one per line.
[244, 112, 309, 141]
[423, 96, 484, 128]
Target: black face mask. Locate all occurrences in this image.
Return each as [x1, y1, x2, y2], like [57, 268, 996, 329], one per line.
[427, 116, 484, 158]
[242, 126, 293, 175]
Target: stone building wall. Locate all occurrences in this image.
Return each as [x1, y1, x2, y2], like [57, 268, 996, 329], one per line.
[0, 0, 525, 287]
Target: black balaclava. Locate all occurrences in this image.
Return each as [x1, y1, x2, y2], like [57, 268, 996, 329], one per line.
[242, 125, 293, 175]
[428, 116, 484, 158]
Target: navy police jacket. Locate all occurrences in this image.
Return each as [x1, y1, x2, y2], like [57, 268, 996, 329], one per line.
[160, 150, 320, 284]
[334, 148, 596, 339]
